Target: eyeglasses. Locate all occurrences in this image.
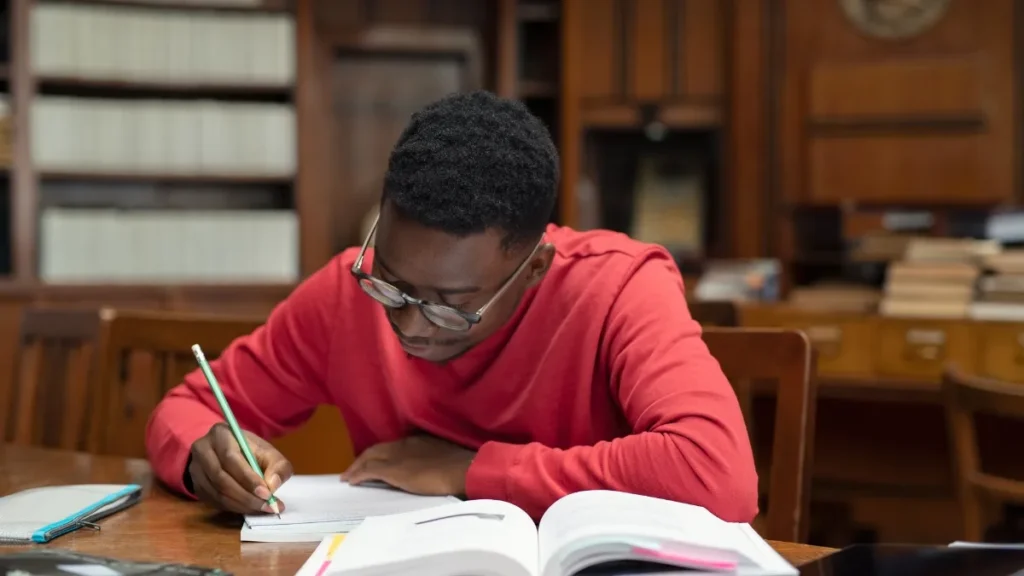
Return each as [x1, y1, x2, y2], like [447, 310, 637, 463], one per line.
[350, 214, 543, 332]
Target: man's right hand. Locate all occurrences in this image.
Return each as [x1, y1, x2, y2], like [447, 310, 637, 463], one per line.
[188, 423, 294, 514]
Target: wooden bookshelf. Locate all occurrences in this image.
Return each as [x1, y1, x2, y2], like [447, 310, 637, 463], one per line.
[8, 0, 299, 285]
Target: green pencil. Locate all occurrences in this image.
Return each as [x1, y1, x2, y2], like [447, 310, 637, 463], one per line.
[191, 344, 281, 516]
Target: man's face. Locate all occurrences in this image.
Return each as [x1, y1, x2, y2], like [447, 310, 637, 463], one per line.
[368, 201, 551, 362]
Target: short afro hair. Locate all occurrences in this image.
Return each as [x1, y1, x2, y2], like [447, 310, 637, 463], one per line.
[382, 90, 559, 250]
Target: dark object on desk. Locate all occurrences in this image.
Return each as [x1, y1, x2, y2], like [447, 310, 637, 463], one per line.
[576, 559, 691, 574]
[0, 549, 229, 575]
[799, 544, 1024, 576]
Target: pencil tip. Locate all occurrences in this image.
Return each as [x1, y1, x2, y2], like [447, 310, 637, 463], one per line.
[268, 501, 281, 515]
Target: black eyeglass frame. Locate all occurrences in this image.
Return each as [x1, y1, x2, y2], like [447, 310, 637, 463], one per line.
[350, 214, 544, 331]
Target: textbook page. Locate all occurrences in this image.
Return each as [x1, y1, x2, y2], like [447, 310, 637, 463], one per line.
[323, 500, 538, 576]
[537, 491, 796, 576]
[242, 475, 458, 540]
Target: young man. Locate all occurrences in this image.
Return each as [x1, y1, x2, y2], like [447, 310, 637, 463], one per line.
[145, 91, 758, 522]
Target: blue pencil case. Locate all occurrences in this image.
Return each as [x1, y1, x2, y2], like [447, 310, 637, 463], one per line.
[0, 484, 142, 543]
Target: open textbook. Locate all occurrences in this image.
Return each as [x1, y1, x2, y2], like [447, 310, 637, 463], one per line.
[242, 475, 459, 542]
[296, 490, 797, 576]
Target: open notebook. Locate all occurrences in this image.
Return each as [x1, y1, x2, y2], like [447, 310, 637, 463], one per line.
[242, 475, 459, 542]
[296, 490, 797, 576]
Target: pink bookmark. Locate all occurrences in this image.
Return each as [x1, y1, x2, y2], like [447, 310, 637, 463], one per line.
[314, 534, 346, 576]
[630, 545, 739, 571]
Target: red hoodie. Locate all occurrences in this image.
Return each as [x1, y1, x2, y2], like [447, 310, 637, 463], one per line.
[145, 225, 758, 522]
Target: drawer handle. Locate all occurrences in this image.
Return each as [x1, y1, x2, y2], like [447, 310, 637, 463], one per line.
[903, 329, 946, 363]
[805, 326, 842, 359]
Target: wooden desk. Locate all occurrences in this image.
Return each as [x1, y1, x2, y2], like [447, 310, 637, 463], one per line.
[740, 303, 1024, 543]
[0, 445, 835, 572]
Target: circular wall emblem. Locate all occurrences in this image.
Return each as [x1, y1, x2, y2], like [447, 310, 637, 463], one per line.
[838, 0, 953, 39]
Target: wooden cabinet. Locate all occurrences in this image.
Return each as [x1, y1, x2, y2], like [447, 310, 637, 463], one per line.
[741, 305, 874, 378]
[740, 303, 1024, 545]
[779, 0, 1016, 205]
[574, 0, 721, 103]
[976, 322, 1024, 383]
[740, 304, 1024, 386]
[565, 0, 723, 128]
[874, 319, 977, 381]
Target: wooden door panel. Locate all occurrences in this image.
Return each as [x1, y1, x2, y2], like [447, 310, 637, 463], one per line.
[331, 54, 470, 250]
[572, 0, 723, 107]
[779, 0, 1014, 204]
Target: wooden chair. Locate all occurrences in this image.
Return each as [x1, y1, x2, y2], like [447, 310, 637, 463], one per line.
[702, 327, 818, 543]
[92, 308, 265, 457]
[1, 307, 112, 451]
[942, 366, 1024, 541]
[90, 308, 353, 470]
[688, 301, 739, 327]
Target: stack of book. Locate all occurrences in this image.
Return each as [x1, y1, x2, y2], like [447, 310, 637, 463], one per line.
[970, 250, 1024, 321]
[850, 231, 917, 263]
[788, 284, 882, 313]
[879, 238, 1000, 319]
[39, 208, 299, 283]
[31, 98, 296, 177]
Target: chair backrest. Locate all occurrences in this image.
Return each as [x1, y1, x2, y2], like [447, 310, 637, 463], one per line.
[2, 307, 111, 451]
[93, 308, 263, 457]
[942, 366, 1024, 541]
[688, 301, 739, 327]
[702, 327, 817, 543]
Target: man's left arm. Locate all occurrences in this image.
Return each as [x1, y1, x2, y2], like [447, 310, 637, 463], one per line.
[464, 252, 759, 522]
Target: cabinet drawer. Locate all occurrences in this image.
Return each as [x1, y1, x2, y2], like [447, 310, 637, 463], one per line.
[741, 306, 873, 377]
[875, 319, 977, 380]
[977, 322, 1024, 383]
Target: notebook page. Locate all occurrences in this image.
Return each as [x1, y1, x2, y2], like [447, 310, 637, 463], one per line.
[323, 500, 537, 576]
[244, 475, 458, 529]
[537, 491, 772, 574]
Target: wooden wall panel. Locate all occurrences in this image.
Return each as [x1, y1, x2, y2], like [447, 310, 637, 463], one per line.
[682, 0, 723, 99]
[809, 134, 989, 204]
[569, 0, 723, 106]
[577, 0, 618, 101]
[779, 0, 1016, 206]
[629, 0, 668, 100]
[727, 0, 770, 258]
[809, 58, 982, 118]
